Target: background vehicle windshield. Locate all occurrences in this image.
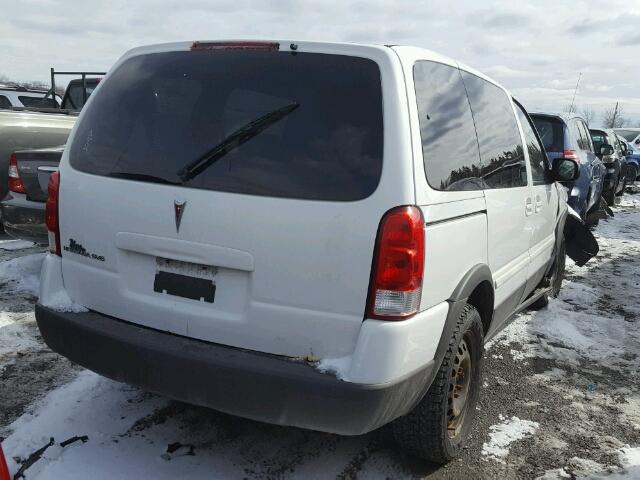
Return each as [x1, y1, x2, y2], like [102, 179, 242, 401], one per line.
[616, 130, 639, 142]
[69, 49, 384, 201]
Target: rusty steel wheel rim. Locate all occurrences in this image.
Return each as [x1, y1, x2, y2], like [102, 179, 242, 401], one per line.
[447, 337, 472, 439]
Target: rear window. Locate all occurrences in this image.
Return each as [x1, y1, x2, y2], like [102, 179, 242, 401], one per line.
[62, 82, 98, 110]
[69, 49, 384, 201]
[19, 95, 58, 108]
[590, 130, 607, 152]
[531, 116, 564, 152]
[0, 95, 11, 109]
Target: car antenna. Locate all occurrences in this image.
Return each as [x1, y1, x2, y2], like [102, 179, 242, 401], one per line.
[569, 72, 582, 114]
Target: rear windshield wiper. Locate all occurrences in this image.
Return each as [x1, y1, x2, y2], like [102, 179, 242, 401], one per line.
[177, 102, 299, 183]
[108, 172, 181, 185]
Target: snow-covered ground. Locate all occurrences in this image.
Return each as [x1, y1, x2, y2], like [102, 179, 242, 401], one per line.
[0, 192, 639, 479]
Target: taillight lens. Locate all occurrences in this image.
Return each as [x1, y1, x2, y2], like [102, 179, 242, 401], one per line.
[367, 206, 425, 320]
[563, 150, 579, 163]
[45, 171, 61, 256]
[8, 153, 26, 193]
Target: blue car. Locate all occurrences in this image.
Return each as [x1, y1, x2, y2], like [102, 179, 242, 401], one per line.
[531, 113, 605, 220]
[620, 137, 640, 182]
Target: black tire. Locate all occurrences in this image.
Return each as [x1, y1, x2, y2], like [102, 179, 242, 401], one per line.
[604, 181, 617, 206]
[616, 178, 627, 196]
[392, 305, 483, 464]
[530, 235, 566, 309]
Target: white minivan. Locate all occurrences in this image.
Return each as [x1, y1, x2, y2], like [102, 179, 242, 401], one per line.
[36, 40, 585, 463]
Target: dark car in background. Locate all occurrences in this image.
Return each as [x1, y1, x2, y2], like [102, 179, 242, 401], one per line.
[590, 128, 628, 205]
[531, 113, 605, 220]
[1, 145, 63, 243]
[615, 133, 639, 184]
[621, 138, 640, 181]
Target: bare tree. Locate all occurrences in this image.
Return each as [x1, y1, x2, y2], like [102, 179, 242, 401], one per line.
[580, 106, 596, 126]
[602, 102, 628, 128]
[562, 104, 575, 114]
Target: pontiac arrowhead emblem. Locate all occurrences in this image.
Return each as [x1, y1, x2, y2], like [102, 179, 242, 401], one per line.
[174, 200, 186, 232]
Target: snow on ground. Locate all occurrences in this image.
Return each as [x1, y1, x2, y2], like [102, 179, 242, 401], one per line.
[481, 415, 539, 462]
[1, 192, 640, 479]
[0, 239, 35, 251]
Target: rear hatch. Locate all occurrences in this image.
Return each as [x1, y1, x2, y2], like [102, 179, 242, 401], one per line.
[58, 42, 412, 359]
[531, 114, 565, 162]
[16, 146, 63, 202]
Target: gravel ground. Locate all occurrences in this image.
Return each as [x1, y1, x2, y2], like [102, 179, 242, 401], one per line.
[0, 192, 639, 479]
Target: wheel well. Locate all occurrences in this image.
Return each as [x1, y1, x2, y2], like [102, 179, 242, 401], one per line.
[466, 281, 494, 335]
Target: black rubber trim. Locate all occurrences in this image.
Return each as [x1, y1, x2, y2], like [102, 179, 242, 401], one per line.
[425, 210, 487, 226]
[449, 264, 493, 302]
[35, 304, 434, 436]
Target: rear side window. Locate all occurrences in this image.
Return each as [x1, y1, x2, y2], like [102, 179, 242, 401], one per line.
[577, 121, 593, 152]
[0, 95, 11, 109]
[413, 61, 482, 191]
[532, 116, 565, 152]
[514, 103, 549, 185]
[590, 130, 607, 152]
[69, 50, 383, 201]
[18, 95, 58, 108]
[461, 72, 526, 189]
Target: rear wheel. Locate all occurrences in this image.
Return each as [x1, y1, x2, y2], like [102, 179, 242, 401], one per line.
[392, 305, 483, 464]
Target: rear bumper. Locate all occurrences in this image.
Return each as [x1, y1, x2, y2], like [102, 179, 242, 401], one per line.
[0, 193, 47, 244]
[35, 304, 435, 435]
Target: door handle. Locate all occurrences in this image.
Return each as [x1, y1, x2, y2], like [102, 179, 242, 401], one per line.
[535, 195, 542, 213]
[525, 197, 533, 216]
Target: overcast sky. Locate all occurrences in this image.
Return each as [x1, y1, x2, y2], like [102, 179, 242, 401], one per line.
[2, 0, 639, 126]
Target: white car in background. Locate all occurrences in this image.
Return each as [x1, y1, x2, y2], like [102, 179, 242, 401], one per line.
[0, 85, 61, 109]
[35, 40, 591, 463]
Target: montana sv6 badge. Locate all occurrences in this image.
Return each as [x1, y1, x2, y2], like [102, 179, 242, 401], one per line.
[64, 238, 105, 262]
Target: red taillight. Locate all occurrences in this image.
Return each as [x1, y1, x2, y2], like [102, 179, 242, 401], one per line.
[563, 150, 579, 163]
[366, 206, 425, 320]
[45, 171, 61, 256]
[0, 444, 10, 480]
[191, 41, 279, 51]
[8, 153, 26, 193]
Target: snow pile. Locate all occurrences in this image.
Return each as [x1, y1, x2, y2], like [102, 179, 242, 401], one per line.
[0, 253, 45, 297]
[0, 239, 35, 251]
[619, 446, 640, 468]
[315, 355, 351, 381]
[41, 290, 88, 313]
[482, 415, 539, 462]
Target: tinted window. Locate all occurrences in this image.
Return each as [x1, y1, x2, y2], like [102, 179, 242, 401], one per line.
[63, 83, 97, 110]
[69, 51, 383, 201]
[0, 95, 11, 109]
[590, 130, 607, 153]
[413, 61, 482, 191]
[18, 95, 58, 108]
[532, 116, 565, 152]
[578, 121, 593, 152]
[461, 72, 526, 189]
[515, 103, 548, 185]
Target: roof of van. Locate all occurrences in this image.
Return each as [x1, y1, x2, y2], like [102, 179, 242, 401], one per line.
[529, 111, 588, 124]
[117, 40, 507, 93]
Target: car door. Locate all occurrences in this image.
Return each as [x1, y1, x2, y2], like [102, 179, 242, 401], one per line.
[514, 102, 558, 295]
[576, 119, 602, 211]
[460, 71, 531, 331]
